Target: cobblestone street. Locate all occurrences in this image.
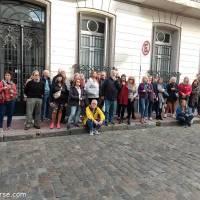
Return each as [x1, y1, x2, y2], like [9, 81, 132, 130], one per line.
[1, 125, 200, 200]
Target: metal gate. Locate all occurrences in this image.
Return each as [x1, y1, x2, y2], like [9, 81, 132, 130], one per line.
[0, 1, 45, 115]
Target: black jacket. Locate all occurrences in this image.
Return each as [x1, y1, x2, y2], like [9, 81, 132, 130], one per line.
[50, 82, 69, 104]
[166, 83, 178, 102]
[68, 86, 86, 106]
[24, 80, 44, 98]
[101, 77, 120, 101]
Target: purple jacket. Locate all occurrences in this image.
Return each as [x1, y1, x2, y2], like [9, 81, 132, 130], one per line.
[138, 83, 148, 98]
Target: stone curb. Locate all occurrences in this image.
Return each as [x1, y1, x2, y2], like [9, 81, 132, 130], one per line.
[2, 122, 156, 142]
[2, 118, 200, 142]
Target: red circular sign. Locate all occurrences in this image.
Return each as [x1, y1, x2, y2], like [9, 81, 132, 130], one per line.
[142, 41, 150, 56]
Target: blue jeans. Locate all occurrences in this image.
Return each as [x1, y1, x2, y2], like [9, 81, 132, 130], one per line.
[147, 100, 153, 118]
[86, 119, 102, 132]
[177, 114, 193, 126]
[139, 97, 149, 118]
[42, 93, 50, 119]
[68, 106, 81, 124]
[0, 100, 16, 128]
[105, 100, 117, 123]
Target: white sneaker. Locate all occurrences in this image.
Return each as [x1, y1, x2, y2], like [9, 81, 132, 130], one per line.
[172, 114, 176, 118]
[94, 130, 100, 135]
[149, 117, 153, 121]
[89, 131, 94, 136]
[163, 114, 167, 118]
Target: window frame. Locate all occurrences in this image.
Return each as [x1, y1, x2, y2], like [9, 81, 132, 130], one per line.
[77, 8, 116, 68]
[151, 23, 181, 73]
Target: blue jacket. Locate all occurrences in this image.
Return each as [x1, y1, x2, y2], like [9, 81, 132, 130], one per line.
[41, 76, 52, 94]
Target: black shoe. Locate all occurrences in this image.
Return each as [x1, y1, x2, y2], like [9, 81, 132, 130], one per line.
[127, 119, 131, 125]
[132, 115, 136, 120]
[34, 125, 41, 129]
[159, 115, 163, 120]
[74, 123, 80, 127]
[24, 126, 30, 130]
[119, 119, 123, 124]
[105, 121, 108, 126]
[67, 124, 71, 129]
[111, 121, 115, 125]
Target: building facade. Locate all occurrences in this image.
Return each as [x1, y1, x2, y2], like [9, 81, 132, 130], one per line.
[1, 0, 200, 113]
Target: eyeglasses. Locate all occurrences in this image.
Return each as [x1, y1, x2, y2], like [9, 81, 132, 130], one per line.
[34, 74, 39, 76]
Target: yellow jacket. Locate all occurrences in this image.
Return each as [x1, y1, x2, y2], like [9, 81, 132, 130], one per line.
[83, 106, 105, 125]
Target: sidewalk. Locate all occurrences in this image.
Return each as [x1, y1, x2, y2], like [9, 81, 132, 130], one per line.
[1, 116, 200, 142]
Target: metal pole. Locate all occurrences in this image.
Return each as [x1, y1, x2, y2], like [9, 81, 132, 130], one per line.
[138, 50, 142, 114]
[20, 25, 24, 101]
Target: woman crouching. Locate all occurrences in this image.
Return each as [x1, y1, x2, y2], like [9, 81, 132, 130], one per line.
[176, 99, 194, 127]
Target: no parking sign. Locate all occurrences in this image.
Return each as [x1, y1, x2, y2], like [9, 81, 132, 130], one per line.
[142, 41, 151, 56]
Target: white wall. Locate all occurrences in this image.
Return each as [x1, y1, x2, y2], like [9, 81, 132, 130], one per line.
[50, 0, 77, 77]
[112, 1, 200, 83]
[48, 0, 200, 83]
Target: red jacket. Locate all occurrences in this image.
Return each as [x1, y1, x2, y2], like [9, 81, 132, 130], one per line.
[118, 84, 128, 105]
[178, 83, 192, 97]
[0, 80, 17, 104]
[0, 81, 4, 104]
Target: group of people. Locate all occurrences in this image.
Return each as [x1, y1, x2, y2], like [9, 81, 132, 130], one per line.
[0, 68, 199, 135]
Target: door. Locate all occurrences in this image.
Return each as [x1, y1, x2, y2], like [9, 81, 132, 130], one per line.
[0, 1, 46, 115]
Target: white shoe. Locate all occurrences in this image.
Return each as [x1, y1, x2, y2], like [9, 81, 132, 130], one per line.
[172, 114, 176, 118]
[89, 131, 94, 136]
[0, 128, 3, 133]
[149, 117, 153, 121]
[163, 114, 167, 118]
[94, 130, 100, 135]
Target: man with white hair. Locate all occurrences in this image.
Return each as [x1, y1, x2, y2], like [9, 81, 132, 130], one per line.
[101, 70, 120, 125]
[83, 99, 105, 136]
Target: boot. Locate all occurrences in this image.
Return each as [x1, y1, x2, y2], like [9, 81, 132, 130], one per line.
[50, 112, 56, 129]
[56, 111, 62, 129]
[132, 114, 136, 120]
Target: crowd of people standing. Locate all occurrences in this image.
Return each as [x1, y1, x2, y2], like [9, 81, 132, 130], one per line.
[0, 68, 199, 134]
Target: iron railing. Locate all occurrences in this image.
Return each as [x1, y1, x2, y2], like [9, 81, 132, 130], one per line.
[190, 0, 200, 3]
[74, 65, 111, 79]
[148, 70, 181, 83]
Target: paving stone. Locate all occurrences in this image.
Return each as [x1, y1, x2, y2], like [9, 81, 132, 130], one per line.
[1, 125, 200, 199]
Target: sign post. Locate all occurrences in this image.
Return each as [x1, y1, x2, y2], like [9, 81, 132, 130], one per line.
[139, 40, 151, 83]
[138, 41, 151, 113]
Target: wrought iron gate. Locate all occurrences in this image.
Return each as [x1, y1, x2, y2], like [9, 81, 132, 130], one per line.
[0, 1, 45, 115]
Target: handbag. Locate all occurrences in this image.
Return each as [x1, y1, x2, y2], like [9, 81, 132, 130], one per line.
[53, 90, 61, 99]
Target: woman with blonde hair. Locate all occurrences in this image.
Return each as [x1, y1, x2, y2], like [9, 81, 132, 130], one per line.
[164, 77, 178, 118]
[138, 76, 149, 124]
[127, 76, 138, 124]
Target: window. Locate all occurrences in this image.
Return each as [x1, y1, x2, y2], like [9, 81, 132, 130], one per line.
[151, 24, 181, 78]
[78, 11, 115, 78]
